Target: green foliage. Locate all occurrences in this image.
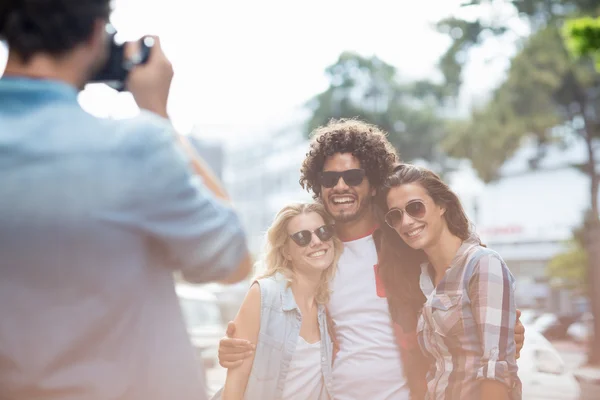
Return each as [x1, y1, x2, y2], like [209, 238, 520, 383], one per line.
[439, 13, 600, 182]
[548, 221, 589, 290]
[435, 16, 505, 98]
[442, 95, 526, 182]
[436, 0, 600, 100]
[436, 0, 600, 363]
[548, 238, 588, 290]
[441, 26, 572, 182]
[305, 52, 445, 163]
[564, 16, 600, 69]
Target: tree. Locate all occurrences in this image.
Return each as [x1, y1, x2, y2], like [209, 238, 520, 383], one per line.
[437, 0, 600, 363]
[305, 52, 446, 163]
[564, 16, 600, 69]
[548, 226, 588, 292]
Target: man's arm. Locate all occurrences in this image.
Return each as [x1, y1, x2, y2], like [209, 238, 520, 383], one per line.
[176, 134, 230, 202]
[127, 128, 251, 283]
[218, 321, 255, 369]
[174, 133, 253, 284]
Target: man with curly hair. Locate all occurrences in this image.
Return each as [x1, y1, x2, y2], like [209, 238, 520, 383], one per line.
[0, 1, 251, 399]
[306, 119, 421, 399]
[219, 119, 418, 399]
[297, 119, 415, 399]
[299, 119, 398, 234]
[218, 118, 526, 399]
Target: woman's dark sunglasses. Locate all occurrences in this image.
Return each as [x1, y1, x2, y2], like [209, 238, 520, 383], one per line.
[289, 224, 335, 247]
[318, 169, 366, 188]
[384, 201, 426, 229]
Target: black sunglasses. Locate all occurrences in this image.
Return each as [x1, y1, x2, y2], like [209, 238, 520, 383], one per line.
[318, 169, 366, 188]
[384, 200, 427, 229]
[289, 224, 335, 247]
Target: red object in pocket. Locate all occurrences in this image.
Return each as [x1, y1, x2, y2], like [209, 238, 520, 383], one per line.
[374, 264, 386, 298]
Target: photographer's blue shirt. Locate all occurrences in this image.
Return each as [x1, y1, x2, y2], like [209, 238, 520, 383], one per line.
[0, 77, 247, 400]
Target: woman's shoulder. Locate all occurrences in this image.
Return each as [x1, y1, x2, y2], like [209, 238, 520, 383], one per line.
[466, 246, 515, 281]
[469, 245, 506, 265]
[470, 245, 503, 261]
[254, 273, 288, 307]
[255, 273, 288, 290]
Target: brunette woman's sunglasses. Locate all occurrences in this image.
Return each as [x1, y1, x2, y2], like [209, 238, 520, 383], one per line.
[318, 169, 366, 188]
[289, 224, 335, 247]
[384, 201, 426, 229]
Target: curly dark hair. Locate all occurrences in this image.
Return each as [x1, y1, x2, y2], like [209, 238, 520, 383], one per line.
[0, 0, 111, 62]
[300, 118, 399, 199]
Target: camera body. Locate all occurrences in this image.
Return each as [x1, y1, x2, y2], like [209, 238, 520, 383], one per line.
[90, 27, 154, 91]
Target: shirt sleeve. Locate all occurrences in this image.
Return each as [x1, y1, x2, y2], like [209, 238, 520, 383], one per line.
[468, 253, 518, 388]
[128, 127, 248, 283]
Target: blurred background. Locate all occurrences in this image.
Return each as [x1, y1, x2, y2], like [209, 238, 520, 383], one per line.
[2, 0, 600, 398]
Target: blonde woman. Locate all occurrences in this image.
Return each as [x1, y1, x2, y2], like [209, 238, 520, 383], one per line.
[212, 203, 342, 400]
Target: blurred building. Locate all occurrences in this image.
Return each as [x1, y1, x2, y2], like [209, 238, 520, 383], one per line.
[223, 124, 312, 262]
[457, 137, 599, 313]
[225, 119, 597, 313]
[187, 131, 225, 180]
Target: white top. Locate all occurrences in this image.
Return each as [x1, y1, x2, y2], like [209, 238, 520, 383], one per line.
[328, 232, 409, 400]
[281, 337, 326, 400]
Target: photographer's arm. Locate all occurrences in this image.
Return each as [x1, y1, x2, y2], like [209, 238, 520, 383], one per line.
[173, 135, 254, 284]
[125, 36, 251, 284]
[128, 130, 251, 284]
[176, 134, 230, 202]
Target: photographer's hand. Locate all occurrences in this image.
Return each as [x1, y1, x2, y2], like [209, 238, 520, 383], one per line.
[126, 36, 173, 118]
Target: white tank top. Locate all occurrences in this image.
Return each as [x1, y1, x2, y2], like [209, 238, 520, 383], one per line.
[281, 337, 326, 400]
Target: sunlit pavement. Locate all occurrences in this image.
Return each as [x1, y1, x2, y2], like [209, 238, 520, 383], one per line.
[536, 339, 600, 400]
[202, 342, 600, 399]
[552, 341, 600, 400]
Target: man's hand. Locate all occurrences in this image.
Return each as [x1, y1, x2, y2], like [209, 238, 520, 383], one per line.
[218, 321, 255, 369]
[126, 36, 174, 118]
[515, 309, 525, 359]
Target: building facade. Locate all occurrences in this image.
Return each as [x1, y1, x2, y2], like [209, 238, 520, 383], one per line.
[224, 125, 312, 259]
[453, 137, 599, 312]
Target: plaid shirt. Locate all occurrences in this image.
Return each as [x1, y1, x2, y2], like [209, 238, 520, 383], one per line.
[417, 237, 522, 400]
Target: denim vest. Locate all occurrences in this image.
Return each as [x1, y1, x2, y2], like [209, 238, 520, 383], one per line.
[212, 274, 334, 400]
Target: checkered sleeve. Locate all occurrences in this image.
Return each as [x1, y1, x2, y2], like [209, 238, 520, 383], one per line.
[468, 253, 518, 388]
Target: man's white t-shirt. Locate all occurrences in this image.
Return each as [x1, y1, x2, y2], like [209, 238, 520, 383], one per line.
[329, 230, 409, 400]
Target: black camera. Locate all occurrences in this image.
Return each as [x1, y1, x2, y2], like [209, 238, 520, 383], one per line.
[89, 26, 154, 91]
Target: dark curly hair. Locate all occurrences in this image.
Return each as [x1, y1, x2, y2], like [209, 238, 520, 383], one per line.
[300, 118, 399, 199]
[0, 0, 111, 62]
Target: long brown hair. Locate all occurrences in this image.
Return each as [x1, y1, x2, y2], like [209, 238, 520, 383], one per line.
[376, 164, 476, 327]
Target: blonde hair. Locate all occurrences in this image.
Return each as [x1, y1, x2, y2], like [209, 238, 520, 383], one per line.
[256, 202, 342, 304]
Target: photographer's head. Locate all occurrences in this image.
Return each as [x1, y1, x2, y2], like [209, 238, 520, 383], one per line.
[0, 0, 111, 88]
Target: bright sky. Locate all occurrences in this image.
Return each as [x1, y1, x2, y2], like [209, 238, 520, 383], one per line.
[1, 0, 527, 143]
